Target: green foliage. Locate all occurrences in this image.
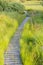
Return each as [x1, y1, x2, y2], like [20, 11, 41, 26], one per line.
[2, 11, 26, 25]
[0, 0, 8, 11]
[20, 11, 43, 65]
[11, 2, 25, 13]
[0, 0, 25, 13]
[40, 1, 43, 6]
[0, 13, 18, 65]
[0, 11, 25, 65]
[0, 1, 26, 65]
[31, 11, 43, 24]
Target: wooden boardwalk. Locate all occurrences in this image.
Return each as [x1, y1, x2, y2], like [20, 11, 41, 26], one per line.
[4, 17, 29, 65]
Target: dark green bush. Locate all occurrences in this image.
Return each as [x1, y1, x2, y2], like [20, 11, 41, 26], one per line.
[10, 2, 25, 13]
[0, 0, 25, 13]
[0, 0, 8, 11]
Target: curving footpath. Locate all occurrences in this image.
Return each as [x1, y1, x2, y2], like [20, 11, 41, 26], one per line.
[4, 17, 29, 65]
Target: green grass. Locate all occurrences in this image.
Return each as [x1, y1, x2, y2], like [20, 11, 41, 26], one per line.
[0, 11, 25, 65]
[0, 13, 18, 65]
[0, 11, 26, 24]
[20, 11, 43, 65]
[0, 1, 25, 65]
[22, 1, 43, 11]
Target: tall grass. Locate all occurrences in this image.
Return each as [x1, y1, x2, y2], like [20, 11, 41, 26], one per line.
[0, 1, 26, 65]
[0, 13, 18, 65]
[20, 11, 43, 65]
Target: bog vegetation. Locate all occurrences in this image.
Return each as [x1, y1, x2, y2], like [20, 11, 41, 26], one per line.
[0, 0, 25, 65]
[20, 11, 43, 65]
[0, 0, 43, 65]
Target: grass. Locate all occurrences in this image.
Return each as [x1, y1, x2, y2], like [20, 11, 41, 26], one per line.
[4, 0, 20, 2]
[0, 11, 26, 25]
[0, 11, 25, 65]
[0, 1, 43, 65]
[25, 5, 43, 11]
[22, 1, 41, 5]
[20, 11, 43, 65]
[0, 1, 26, 64]
[22, 1, 43, 11]
[0, 13, 18, 65]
